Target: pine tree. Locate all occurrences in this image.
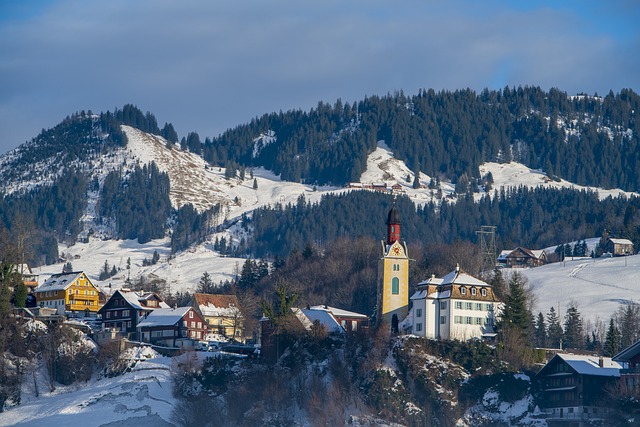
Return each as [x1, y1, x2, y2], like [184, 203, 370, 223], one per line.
[497, 273, 532, 338]
[603, 318, 620, 357]
[62, 262, 73, 273]
[253, 178, 258, 190]
[546, 307, 564, 349]
[534, 312, 547, 348]
[563, 304, 584, 349]
[197, 271, 215, 294]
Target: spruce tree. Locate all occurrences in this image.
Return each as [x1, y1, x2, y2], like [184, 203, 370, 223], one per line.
[534, 312, 547, 348]
[546, 307, 564, 349]
[497, 273, 532, 338]
[603, 318, 620, 357]
[563, 304, 584, 349]
[197, 271, 215, 294]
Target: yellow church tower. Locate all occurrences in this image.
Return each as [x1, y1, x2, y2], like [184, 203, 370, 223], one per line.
[377, 201, 409, 331]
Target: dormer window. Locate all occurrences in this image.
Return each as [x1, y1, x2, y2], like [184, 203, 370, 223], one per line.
[471, 288, 477, 296]
[481, 288, 487, 297]
[460, 287, 466, 295]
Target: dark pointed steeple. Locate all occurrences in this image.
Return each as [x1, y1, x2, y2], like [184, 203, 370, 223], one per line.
[386, 198, 401, 245]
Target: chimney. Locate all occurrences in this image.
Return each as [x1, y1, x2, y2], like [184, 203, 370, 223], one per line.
[599, 356, 604, 368]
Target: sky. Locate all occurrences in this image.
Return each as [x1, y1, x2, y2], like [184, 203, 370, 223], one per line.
[0, 0, 639, 156]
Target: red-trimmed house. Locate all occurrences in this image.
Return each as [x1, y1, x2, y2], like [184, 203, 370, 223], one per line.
[98, 289, 169, 339]
[137, 306, 207, 348]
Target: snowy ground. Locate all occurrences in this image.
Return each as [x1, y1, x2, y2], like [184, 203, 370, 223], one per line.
[0, 347, 176, 427]
[506, 253, 640, 325]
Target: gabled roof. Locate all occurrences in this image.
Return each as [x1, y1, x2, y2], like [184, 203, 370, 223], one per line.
[613, 338, 640, 363]
[507, 247, 536, 258]
[608, 238, 634, 245]
[35, 271, 89, 292]
[137, 307, 192, 328]
[441, 266, 488, 287]
[308, 305, 368, 319]
[538, 353, 621, 378]
[497, 250, 512, 261]
[299, 308, 343, 334]
[192, 293, 240, 317]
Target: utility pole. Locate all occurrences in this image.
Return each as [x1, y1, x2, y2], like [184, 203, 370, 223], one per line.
[476, 225, 497, 275]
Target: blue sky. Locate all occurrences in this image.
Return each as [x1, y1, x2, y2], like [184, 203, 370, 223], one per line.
[0, 0, 638, 155]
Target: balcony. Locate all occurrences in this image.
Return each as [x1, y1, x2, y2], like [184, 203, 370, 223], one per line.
[621, 367, 640, 374]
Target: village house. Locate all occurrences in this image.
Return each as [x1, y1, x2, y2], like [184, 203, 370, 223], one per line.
[536, 353, 621, 426]
[34, 271, 101, 316]
[409, 265, 502, 341]
[612, 338, 640, 403]
[190, 293, 244, 341]
[603, 237, 634, 256]
[497, 247, 547, 268]
[137, 306, 208, 348]
[304, 305, 369, 333]
[98, 289, 169, 340]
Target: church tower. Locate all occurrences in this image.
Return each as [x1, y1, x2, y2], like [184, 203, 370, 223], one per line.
[377, 201, 410, 330]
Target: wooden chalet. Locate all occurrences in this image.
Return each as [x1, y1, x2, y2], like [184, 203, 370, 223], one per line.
[613, 339, 640, 400]
[536, 353, 621, 426]
[98, 289, 169, 340]
[604, 238, 634, 256]
[137, 306, 207, 348]
[498, 247, 547, 268]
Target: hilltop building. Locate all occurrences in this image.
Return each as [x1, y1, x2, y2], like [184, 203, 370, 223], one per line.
[98, 289, 169, 339]
[377, 201, 410, 331]
[409, 266, 502, 340]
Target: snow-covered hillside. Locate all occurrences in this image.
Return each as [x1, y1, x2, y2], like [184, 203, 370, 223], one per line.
[511, 253, 640, 325]
[25, 127, 638, 323]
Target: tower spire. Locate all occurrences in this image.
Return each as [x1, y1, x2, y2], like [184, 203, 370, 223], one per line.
[386, 196, 401, 245]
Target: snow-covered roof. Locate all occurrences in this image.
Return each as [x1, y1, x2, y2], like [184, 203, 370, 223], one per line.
[137, 307, 192, 328]
[556, 354, 621, 377]
[531, 250, 545, 259]
[308, 305, 368, 319]
[427, 289, 451, 299]
[440, 266, 488, 287]
[608, 238, 633, 245]
[410, 290, 428, 300]
[300, 308, 343, 334]
[613, 338, 640, 363]
[36, 271, 87, 292]
[417, 274, 444, 286]
[497, 250, 512, 261]
[193, 293, 240, 318]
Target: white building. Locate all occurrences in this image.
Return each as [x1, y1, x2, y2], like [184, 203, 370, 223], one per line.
[410, 265, 502, 340]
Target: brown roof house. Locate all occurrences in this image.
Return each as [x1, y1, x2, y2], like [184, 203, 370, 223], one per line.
[497, 247, 547, 268]
[190, 293, 244, 342]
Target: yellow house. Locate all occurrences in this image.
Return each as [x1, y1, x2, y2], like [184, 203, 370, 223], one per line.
[190, 293, 244, 342]
[35, 271, 101, 316]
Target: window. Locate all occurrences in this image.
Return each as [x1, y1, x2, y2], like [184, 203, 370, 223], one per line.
[392, 277, 399, 295]
[485, 303, 492, 311]
[123, 310, 130, 317]
[454, 316, 462, 324]
[183, 321, 187, 327]
[460, 287, 466, 295]
[465, 316, 472, 324]
[106, 312, 111, 319]
[415, 323, 422, 332]
[191, 321, 196, 328]
[393, 264, 400, 271]
[440, 316, 446, 324]
[475, 317, 482, 325]
[471, 288, 476, 296]
[415, 308, 422, 318]
[455, 301, 462, 309]
[189, 311, 194, 318]
[466, 302, 472, 310]
[475, 303, 482, 311]
[127, 321, 132, 328]
[440, 301, 447, 310]
[481, 288, 487, 297]
[197, 321, 201, 328]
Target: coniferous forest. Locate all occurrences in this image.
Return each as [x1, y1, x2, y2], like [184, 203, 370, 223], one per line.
[0, 88, 639, 267]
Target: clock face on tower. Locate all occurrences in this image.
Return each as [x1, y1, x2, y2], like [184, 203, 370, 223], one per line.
[392, 246, 402, 256]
